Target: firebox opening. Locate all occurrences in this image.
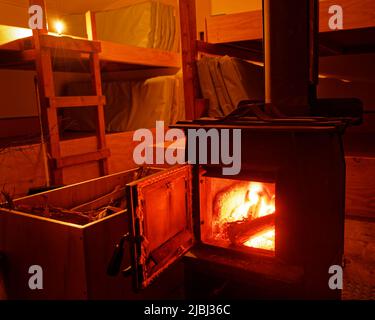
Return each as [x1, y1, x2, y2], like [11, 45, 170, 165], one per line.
[201, 176, 276, 255]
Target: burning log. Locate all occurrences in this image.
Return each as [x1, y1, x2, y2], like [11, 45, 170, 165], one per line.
[226, 214, 275, 245]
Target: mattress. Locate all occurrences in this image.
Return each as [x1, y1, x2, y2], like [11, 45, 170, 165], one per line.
[62, 73, 185, 133]
[63, 1, 178, 52]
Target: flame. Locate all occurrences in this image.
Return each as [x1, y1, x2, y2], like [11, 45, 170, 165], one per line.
[243, 228, 275, 251]
[217, 182, 275, 223]
[214, 181, 276, 251]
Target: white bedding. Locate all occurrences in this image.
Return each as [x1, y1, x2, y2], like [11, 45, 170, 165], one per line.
[63, 1, 178, 52]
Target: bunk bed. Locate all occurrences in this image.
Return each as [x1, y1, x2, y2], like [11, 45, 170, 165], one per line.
[205, 0, 375, 57]
[178, 0, 375, 220]
[179, 0, 375, 121]
[0, 0, 183, 191]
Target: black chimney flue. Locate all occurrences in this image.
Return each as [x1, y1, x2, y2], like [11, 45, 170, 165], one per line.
[263, 0, 318, 116]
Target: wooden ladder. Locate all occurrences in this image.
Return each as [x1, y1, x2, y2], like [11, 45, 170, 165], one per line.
[33, 32, 109, 186]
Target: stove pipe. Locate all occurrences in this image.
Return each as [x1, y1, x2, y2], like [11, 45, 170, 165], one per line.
[263, 0, 319, 116]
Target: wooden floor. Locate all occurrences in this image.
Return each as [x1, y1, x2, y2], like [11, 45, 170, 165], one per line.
[343, 218, 375, 300]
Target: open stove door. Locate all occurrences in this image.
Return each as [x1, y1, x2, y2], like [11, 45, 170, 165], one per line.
[126, 165, 194, 290]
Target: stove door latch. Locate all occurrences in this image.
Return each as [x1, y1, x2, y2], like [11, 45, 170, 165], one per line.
[107, 233, 132, 277]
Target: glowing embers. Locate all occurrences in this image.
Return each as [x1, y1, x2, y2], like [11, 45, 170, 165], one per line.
[243, 228, 275, 251]
[213, 181, 276, 252]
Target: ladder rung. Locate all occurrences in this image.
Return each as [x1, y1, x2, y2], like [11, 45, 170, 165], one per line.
[50, 96, 106, 108]
[39, 34, 101, 53]
[54, 149, 110, 169]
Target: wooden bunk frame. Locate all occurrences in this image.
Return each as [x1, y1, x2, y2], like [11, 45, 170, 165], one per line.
[205, 0, 375, 57]
[0, 0, 181, 186]
[178, 0, 375, 220]
[178, 0, 375, 120]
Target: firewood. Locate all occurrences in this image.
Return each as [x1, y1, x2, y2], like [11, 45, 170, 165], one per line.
[226, 214, 275, 245]
[70, 185, 126, 212]
[0, 191, 15, 210]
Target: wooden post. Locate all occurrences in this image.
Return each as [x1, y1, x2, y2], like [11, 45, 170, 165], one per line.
[90, 52, 109, 176]
[85, 11, 97, 41]
[30, 0, 63, 185]
[29, 0, 48, 35]
[179, 0, 201, 120]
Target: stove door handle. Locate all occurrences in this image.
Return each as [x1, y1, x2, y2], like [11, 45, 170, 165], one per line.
[107, 233, 130, 277]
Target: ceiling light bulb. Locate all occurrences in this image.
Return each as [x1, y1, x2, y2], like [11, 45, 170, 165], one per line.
[54, 20, 64, 35]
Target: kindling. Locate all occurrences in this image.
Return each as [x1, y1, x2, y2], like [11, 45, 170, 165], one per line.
[133, 121, 242, 176]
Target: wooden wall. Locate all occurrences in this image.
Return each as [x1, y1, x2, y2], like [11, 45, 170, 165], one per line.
[211, 0, 262, 15]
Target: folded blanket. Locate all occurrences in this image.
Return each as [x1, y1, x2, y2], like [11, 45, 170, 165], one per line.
[197, 55, 265, 117]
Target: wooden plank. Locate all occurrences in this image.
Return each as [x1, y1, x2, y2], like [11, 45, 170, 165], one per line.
[0, 49, 37, 70]
[206, 10, 263, 44]
[197, 40, 263, 62]
[102, 67, 180, 81]
[206, 0, 375, 43]
[54, 149, 111, 169]
[39, 34, 101, 53]
[1, 211, 88, 299]
[179, 0, 200, 120]
[0, 37, 29, 51]
[320, 0, 375, 33]
[99, 41, 181, 68]
[33, 34, 63, 184]
[50, 96, 106, 108]
[85, 11, 97, 41]
[71, 188, 126, 212]
[90, 52, 109, 176]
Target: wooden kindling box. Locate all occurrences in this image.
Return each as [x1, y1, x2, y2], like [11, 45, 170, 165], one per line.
[0, 166, 187, 300]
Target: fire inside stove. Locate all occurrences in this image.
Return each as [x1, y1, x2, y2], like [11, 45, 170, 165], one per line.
[201, 178, 276, 253]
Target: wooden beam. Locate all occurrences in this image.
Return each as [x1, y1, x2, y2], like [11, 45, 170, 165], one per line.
[320, 0, 375, 33]
[0, 49, 37, 67]
[179, 0, 200, 120]
[90, 51, 109, 176]
[206, 10, 263, 44]
[85, 11, 97, 41]
[54, 149, 111, 169]
[197, 40, 263, 62]
[99, 41, 180, 68]
[102, 67, 180, 82]
[33, 42, 63, 185]
[206, 0, 375, 43]
[50, 96, 106, 108]
[39, 34, 101, 53]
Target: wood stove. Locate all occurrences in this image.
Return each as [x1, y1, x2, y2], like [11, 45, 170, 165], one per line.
[107, 118, 348, 300]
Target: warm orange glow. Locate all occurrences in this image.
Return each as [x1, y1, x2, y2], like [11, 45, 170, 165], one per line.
[54, 20, 65, 35]
[243, 228, 275, 251]
[216, 182, 275, 223]
[214, 181, 276, 251]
